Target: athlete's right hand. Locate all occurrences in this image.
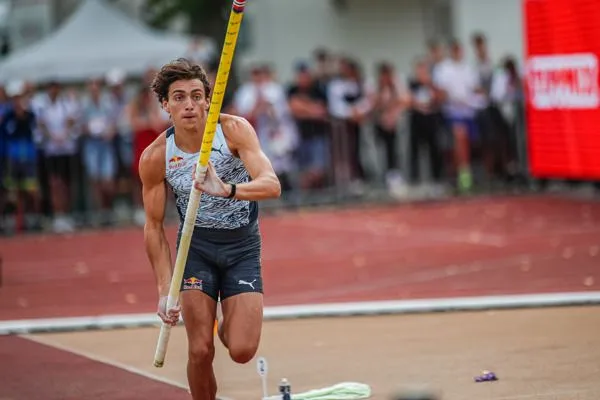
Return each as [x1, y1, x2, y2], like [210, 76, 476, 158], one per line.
[157, 296, 181, 326]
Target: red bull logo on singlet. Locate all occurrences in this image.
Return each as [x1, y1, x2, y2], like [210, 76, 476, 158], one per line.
[168, 156, 186, 169]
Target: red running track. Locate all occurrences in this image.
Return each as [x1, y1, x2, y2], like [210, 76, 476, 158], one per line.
[0, 335, 190, 400]
[1, 195, 599, 321]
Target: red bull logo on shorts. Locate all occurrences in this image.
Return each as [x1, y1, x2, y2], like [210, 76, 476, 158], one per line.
[183, 277, 203, 290]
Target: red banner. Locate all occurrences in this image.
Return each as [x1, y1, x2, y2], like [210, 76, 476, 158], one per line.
[524, 0, 600, 179]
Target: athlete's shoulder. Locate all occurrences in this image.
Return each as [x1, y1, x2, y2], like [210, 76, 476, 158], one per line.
[220, 113, 252, 130]
[140, 130, 168, 163]
[138, 131, 168, 185]
[219, 113, 256, 140]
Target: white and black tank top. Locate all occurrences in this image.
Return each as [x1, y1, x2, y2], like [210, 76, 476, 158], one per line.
[164, 124, 258, 231]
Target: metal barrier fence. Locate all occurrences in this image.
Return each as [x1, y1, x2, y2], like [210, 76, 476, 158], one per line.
[1, 101, 531, 236]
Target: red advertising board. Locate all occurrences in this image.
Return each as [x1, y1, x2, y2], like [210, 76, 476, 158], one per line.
[524, 0, 600, 179]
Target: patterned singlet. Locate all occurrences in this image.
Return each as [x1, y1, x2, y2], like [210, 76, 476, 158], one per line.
[164, 124, 258, 231]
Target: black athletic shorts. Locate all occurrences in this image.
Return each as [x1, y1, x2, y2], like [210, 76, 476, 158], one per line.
[177, 220, 263, 301]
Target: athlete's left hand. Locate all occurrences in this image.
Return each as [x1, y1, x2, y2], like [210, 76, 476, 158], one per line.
[193, 161, 230, 197]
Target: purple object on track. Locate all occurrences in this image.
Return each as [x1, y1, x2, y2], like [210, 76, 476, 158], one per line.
[474, 370, 498, 383]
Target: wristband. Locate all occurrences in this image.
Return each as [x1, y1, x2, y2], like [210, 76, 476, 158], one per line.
[226, 183, 236, 199]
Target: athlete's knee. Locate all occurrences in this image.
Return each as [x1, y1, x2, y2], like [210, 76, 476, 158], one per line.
[188, 338, 215, 366]
[228, 341, 258, 364]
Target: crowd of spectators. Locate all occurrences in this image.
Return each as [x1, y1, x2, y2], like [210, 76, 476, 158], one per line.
[0, 33, 526, 235]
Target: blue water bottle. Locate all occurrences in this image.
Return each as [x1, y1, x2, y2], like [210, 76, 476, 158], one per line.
[279, 378, 291, 400]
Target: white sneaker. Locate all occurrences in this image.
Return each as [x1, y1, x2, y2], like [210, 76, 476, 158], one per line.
[52, 215, 75, 233]
[386, 170, 408, 199]
[348, 180, 366, 196]
[429, 183, 448, 198]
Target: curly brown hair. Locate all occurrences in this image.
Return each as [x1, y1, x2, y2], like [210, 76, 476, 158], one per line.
[150, 58, 212, 103]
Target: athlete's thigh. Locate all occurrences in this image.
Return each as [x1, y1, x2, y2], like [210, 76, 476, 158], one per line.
[178, 234, 220, 301]
[218, 232, 263, 298]
[180, 290, 218, 357]
[221, 292, 263, 349]
[178, 236, 220, 349]
[219, 233, 264, 355]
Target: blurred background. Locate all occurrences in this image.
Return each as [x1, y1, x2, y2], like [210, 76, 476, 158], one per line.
[0, 0, 596, 235]
[3, 2, 600, 399]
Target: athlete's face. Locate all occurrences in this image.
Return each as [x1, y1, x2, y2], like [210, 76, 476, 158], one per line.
[163, 79, 209, 131]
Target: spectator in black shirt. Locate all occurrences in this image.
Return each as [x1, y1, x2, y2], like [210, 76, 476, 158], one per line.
[369, 62, 410, 193]
[408, 58, 443, 186]
[312, 48, 335, 94]
[1, 80, 41, 227]
[287, 62, 330, 189]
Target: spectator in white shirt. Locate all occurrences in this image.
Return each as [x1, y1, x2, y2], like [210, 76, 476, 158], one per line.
[327, 57, 370, 187]
[36, 81, 80, 232]
[471, 32, 505, 183]
[433, 40, 482, 193]
[231, 65, 299, 192]
[81, 79, 118, 224]
[105, 69, 132, 182]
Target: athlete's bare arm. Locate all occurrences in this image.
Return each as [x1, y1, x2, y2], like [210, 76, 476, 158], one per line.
[194, 114, 281, 201]
[139, 135, 174, 297]
[224, 114, 281, 200]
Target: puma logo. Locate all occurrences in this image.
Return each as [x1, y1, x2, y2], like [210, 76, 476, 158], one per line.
[238, 279, 257, 290]
[212, 144, 225, 156]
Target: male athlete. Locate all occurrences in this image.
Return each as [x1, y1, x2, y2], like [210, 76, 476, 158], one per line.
[139, 58, 281, 400]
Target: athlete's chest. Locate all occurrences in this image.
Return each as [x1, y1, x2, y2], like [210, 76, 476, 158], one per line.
[165, 149, 245, 194]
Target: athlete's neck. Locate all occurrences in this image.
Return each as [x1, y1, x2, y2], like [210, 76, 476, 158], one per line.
[173, 121, 206, 154]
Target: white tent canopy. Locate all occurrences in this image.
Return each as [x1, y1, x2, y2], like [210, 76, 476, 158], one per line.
[0, 0, 195, 83]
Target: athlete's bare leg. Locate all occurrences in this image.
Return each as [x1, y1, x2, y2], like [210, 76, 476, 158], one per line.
[180, 291, 218, 400]
[453, 123, 470, 172]
[220, 292, 263, 363]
